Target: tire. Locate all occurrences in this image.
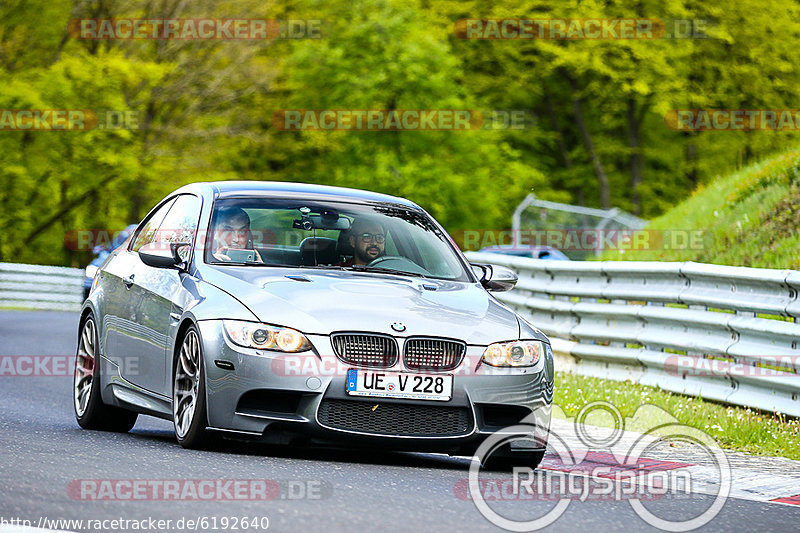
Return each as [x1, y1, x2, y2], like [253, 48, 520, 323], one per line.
[74, 315, 138, 432]
[173, 326, 210, 449]
[480, 446, 545, 472]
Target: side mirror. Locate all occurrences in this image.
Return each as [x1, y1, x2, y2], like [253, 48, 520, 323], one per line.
[471, 263, 518, 292]
[138, 242, 190, 269]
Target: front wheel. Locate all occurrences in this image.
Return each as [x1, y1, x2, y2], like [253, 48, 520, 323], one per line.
[173, 326, 210, 448]
[74, 315, 138, 432]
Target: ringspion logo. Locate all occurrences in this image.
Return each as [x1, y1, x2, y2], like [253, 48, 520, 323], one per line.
[469, 402, 731, 531]
[455, 468, 685, 502]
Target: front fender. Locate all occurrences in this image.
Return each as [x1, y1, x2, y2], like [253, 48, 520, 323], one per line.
[168, 277, 261, 396]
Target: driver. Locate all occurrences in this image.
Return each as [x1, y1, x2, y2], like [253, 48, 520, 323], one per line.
[212, 207, 263, 262]
[340, 218, 386, 266]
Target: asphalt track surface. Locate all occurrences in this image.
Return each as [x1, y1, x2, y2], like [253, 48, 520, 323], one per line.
[1, 310, 799, 532]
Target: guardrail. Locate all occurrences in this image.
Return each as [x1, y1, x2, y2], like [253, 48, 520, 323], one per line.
[0, 262, 84, 311]
[465, 252, 800, 417]
[5, 255, 800, 416]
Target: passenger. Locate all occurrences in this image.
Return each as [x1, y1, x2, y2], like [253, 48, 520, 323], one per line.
[212, 207, 263, 262]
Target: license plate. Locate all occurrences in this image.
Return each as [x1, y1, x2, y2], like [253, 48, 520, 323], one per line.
[346, 369, 453, 401]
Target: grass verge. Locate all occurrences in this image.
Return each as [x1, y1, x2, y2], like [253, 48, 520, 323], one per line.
[553, 371, 800, 460]
[602, 148, 800, 268]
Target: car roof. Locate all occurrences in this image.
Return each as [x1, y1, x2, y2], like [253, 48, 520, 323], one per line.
[177, 181, 422, 209]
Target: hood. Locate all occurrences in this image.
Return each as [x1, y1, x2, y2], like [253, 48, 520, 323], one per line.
[200, 266, 525, 345]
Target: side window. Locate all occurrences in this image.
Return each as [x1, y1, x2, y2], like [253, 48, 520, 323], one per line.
[155, 195, 201, 247]
[130, 198, 177, 252]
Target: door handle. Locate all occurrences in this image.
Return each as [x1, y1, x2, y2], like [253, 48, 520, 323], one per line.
[123, 274, 135, 289]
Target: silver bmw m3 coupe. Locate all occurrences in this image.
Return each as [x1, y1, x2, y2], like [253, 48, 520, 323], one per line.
[75, 181, 553, 467]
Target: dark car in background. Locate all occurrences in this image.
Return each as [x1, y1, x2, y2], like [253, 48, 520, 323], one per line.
[478, 245, 570, 261]
[83, 225, 138, 299]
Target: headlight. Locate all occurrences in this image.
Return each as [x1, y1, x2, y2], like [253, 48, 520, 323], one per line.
[85, 264, 99, 279]
[481, 340, 544, 367]
[223, 320, 311, 352]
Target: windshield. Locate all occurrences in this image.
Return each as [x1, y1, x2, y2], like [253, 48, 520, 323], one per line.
[204, 198, 471, 281]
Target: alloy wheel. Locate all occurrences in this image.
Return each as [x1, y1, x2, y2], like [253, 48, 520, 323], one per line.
[174, 330, 201, 438]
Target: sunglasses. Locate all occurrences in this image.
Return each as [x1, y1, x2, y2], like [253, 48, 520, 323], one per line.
[358, 232, 386, 243]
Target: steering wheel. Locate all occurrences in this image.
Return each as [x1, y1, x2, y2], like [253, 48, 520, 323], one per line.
[366, 255, 431, 276]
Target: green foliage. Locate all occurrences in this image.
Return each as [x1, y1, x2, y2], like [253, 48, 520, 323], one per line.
[602, 148, 800, 267]
[0, 47, 168, 265]
[1, 0, 799, 266]
[257, 0, 545, 232]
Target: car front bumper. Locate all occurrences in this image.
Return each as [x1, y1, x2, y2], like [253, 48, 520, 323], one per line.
[197, 320, 553, 455]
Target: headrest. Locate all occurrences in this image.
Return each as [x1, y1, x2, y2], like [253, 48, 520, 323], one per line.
[300, 237, 339, 266]
[337, 230, 354, 257]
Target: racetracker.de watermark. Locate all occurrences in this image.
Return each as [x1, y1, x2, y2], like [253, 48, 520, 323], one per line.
[65, 228, 707, 255]
[456, 229, 707, 252]
[665, 355, 800, 377]
[3, 516, 270, 531]
[665, 109, 800, 131]
[268, 353, 537, 378]
[68, 19, 321, 40]
[65, 228, 281, 251]
[454, 18, 709, 40]
[0, 110, 138, 131]
[68, 479, 331, 501]
[0, 355, 138, 377]
[271, 109, 534, 131]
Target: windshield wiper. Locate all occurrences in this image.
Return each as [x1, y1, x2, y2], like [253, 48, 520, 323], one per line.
[215, 262, 348, 270]
[215, 262, 426, 278]
[215, 261, 296, 267]
[214, 261, 263, 266]
[343, 265, 428, 278]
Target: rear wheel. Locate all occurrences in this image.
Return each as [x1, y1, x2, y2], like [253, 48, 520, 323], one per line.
[173, 326, 210, 448]
[74, 315, 138, 432]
